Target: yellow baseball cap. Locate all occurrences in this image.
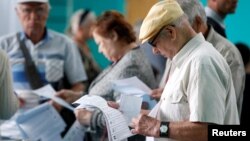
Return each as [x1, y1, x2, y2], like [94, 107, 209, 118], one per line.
[139, 0, 184, 44]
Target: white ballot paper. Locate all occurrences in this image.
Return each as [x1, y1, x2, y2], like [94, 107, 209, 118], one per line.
[119, 95, 142, 124]
[16, 103, 66, 141]
[112, 76, 157, 109]
[112, 76, 152, 95]
[74, 95, 133, 141]
[32, 84, 74, 111]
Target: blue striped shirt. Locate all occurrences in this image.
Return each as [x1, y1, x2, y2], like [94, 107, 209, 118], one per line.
[0, 29, 87, 91]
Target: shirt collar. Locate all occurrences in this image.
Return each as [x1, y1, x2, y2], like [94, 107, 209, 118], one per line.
[205, 7, 225, 28]
[20, 28, 53, 42]
[206, 25, 216, 42]
[171, 33, 205, 68]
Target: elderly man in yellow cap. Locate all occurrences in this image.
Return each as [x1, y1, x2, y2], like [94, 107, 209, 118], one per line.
[130, 0, 239, 141]
[152, 0, 245, 120]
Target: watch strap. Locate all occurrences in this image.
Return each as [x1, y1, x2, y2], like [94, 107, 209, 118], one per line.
[160, 121, 169, 137]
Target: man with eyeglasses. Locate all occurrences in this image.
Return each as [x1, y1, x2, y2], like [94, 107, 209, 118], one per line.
[130, 0, 239, 141]
[151, 0, 245, 121]
[0, 0, 87, 136]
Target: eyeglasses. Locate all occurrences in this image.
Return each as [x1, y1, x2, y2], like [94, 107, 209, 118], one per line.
[18, 7, 47, 16]
[148, 25, 175, 47]
[148, 26, 166, 47]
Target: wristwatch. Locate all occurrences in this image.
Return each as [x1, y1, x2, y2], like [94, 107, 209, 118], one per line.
[159, 122, 169, 137]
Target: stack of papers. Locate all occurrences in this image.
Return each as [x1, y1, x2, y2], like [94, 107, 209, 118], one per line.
[2, 85, 79, 141]
[16, 103, 66, 141]
[112, 76, 157, 109]
[31, 85, 86, 141]
[74, 95, 133, 141]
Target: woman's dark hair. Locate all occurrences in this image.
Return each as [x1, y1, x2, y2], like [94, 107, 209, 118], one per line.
[95, 10, 136, 44]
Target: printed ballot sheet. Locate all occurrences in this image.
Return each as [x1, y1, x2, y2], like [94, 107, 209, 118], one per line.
[15, 103, 66, 141]
[32, 84, 74, 111]
[112, 76, 157, 109]
[74, 95, 133, 141]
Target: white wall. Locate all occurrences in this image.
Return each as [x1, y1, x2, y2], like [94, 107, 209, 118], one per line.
[0, 0, 22, 36]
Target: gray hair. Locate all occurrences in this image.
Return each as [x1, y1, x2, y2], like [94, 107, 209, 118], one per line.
[158, 14, 189, 38]
[171, 14, 189, 28]
[67, 9, 96, 36]
[176, 0, 207, 25]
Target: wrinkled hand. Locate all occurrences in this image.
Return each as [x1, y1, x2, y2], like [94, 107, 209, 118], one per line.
[150, 88, 163, 100]
[51, 89, 82, 111]
[74, 108, 93, 126]
[130, 114, 160, 137]
[107, 101, 120, 109]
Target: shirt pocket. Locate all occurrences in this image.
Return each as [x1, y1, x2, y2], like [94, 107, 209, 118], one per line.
[167, 91, 189, 120]
[170, 91, 184, 104]
[45, 59, 64, 82]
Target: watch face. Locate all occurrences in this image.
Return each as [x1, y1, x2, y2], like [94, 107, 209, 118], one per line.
[160, 125, 168, 133]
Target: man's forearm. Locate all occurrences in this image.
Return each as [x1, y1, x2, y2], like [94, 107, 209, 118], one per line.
[168, 121, 208, 141]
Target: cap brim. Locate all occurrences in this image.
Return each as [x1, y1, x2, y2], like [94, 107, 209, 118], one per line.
[17, 0, 48, 3]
